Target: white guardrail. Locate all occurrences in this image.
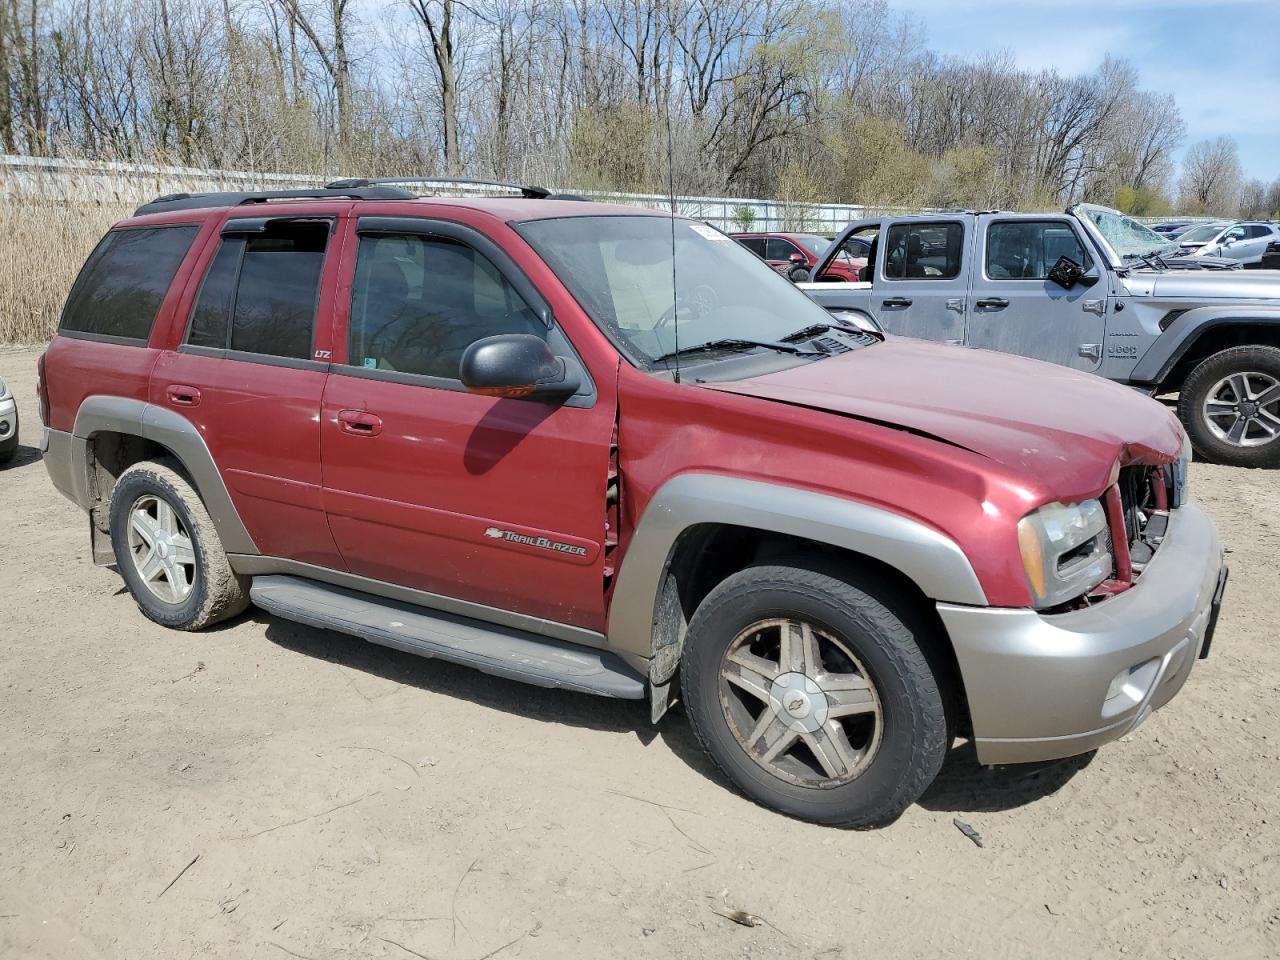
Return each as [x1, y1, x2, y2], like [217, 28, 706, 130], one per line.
[0, 153, 1215, 232]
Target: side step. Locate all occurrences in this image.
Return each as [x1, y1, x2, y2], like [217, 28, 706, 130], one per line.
[249, 575, 646, 699]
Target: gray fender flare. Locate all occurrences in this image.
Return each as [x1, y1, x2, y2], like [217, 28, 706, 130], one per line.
[605, 474, 987, 660]
[71, 395, 259, 555]
[1133, 309, 1280, 385]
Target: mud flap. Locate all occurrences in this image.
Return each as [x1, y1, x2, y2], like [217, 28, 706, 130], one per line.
[89, 505, 114, 565]
[648, 572, 687, 723]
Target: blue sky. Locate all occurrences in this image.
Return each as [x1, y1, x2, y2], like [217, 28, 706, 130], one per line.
[908, 0, 1280, 183]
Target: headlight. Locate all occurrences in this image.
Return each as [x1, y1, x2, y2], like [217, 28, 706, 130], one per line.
[1168, 428, 1191, 507]
[1017, 499, 1111, 608]
[0, 376, 9, 400]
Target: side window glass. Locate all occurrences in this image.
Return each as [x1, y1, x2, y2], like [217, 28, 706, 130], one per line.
[230, 221, 329, 358]
[186, 239, 243, 349]
[348, 234, 546, 380]
[765, 238, 799, 260]
[737, 237, 765, 256]
[986, 221, 1089, 280]
[883, 222, 963, 280]
[60, 225, 198, 341]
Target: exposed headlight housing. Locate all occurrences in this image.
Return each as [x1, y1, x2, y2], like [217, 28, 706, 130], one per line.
[1168, 428, 1191, 508]
[0, 376, 9, 400]
[1017, 499, 1111, 608]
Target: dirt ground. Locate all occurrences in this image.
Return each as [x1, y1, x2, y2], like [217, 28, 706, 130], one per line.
[1, 344, 1277, 960]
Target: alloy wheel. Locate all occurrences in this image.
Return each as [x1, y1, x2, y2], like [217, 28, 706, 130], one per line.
[1202, 371, 1280, 448]
[718, 617, 882, 787]
[126, 494, 196, 603]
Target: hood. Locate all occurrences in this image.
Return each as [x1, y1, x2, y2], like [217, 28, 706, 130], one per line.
[702, 337, 1182, 498]
[1148, 269, 1280, 300]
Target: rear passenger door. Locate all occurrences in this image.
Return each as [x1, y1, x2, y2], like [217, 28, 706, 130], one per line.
[966, 216, 1104, 371]
[871, 220, 970, 344]
[319, 216, 617, 633]
[151, 214, 345, 568]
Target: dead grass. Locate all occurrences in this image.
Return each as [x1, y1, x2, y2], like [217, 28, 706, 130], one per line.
[0, 199, 132, 344]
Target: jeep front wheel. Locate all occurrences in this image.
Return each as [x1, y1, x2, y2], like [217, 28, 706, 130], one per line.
[680, 563, 949, 827]
[109, 459, 250, 630]
[1179, 345, 1280, 468]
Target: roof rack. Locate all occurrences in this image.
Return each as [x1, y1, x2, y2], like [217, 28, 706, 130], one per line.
[132, 186, 416, 217]
[325, 176, 559, 200]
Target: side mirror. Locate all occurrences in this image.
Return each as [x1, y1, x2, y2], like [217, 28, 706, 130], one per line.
[459, 334, 581, 400]
[1047, 255, 1097, 289]
[788, 252, 806, 264]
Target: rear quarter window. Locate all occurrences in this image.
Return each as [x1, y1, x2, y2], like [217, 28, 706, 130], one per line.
[60, 225, 199, 342]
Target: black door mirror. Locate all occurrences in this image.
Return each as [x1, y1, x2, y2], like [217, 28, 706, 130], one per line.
[459, 334, 581, 400]
[1047, 255, 1098, 289]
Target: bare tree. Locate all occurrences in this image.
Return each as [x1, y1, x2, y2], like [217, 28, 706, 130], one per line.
[1179, 136, 1242, 215]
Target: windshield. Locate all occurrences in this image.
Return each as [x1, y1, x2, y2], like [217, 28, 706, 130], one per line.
[1077, 204, 1180, 262]
[1179, 223, 1227, 243]
[517, 215, 834, 366]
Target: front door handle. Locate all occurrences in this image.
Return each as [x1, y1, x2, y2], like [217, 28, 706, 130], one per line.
[881, 297, 913, 308]
[166, 384, 201, 406]
[337, 409, 383, 437]
[975, 297, 1010, 309]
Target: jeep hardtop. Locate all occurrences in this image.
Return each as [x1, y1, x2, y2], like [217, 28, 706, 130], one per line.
[800, 204, 1280, 468]
[40, 182, 1226, 826]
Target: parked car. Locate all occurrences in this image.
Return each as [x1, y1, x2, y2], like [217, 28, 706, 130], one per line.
[1150, 221, 1195, 238]
[1176, 220, 1280, 266]
[41, 183, 1225, 827]
[731, 231, 867, 281]
[0, 375, 17, 464]
[1262, 239, 1280, 271]
[801, 204, 1280, 468]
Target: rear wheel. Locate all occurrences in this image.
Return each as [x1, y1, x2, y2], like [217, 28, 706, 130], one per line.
[680, 563, 949, 827]
[109, 459, 249, 630]
[1179, 345, 1280, 468]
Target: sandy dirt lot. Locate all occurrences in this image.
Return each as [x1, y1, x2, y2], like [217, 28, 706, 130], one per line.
[1, 344, 1277, 960]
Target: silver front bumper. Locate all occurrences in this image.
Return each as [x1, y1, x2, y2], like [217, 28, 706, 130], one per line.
[938, 502, 1223, 765]
[0, 396, 16, 444]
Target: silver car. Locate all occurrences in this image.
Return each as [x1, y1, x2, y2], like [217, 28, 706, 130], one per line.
[1178, 221, 1280, 266]
[0, 375, 17, 464]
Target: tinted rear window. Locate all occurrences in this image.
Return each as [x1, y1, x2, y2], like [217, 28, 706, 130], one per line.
[60, 225, 199, 341]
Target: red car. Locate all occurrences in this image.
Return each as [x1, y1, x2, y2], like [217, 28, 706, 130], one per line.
[731, 231, 868, 281]
[41, 183, 1224, 827]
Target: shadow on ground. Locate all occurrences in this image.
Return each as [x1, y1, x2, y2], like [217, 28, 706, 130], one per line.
[0, 443, 42, 470]
[918, 740, 1094, 814]
[257, 609, 1090, 819]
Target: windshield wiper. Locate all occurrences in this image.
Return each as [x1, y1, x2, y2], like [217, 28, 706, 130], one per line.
[651, 337, 822, 366]
[780, 323, 832, 343]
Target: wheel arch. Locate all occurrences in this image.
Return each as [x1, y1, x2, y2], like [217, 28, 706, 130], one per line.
[70, 395, 258, 557]
[607, 475, 986, 698]
[1140, 313, 1280, 393]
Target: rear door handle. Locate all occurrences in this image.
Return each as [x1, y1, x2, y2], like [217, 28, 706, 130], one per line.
[881, 297, 913, 308]
[976, 297, 1010, 309]
[166, 384, 201, 406]
[337, 409, 383, 437]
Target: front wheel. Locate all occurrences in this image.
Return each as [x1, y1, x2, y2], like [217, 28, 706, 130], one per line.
[1179, 345, 1280, 468]
[680, 563, 950, 827]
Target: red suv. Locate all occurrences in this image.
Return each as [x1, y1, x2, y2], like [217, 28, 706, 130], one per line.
[731, 231, 867, 281]
[40, 182, 1226, 826]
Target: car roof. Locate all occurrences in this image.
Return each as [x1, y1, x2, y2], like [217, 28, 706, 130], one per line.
[122, 194, 670, 228]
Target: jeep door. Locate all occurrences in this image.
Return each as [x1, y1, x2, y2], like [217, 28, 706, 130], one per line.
[150, 212, 346, 567]
[319, 215, 617, 633]
[870, 219, 971, 344]
[965, 216, 1105, 372]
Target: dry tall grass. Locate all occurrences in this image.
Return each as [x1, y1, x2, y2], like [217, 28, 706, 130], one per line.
[0, 199, 133, 343]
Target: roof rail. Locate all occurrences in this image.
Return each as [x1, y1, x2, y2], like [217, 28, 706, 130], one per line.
[326, 176, 556, 200]
[132, 186, 416, 217]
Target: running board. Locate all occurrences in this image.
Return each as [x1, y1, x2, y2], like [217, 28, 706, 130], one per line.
[249, 575, 645, 699]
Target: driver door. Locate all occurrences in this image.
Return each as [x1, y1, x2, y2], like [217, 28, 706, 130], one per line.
[965, 216, 1105, 371]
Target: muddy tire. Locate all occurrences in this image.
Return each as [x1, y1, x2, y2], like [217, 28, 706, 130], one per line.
[1179, 346, 1280, 468]
[109, 459, 249, 630]
[680, 562, 949, 827]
